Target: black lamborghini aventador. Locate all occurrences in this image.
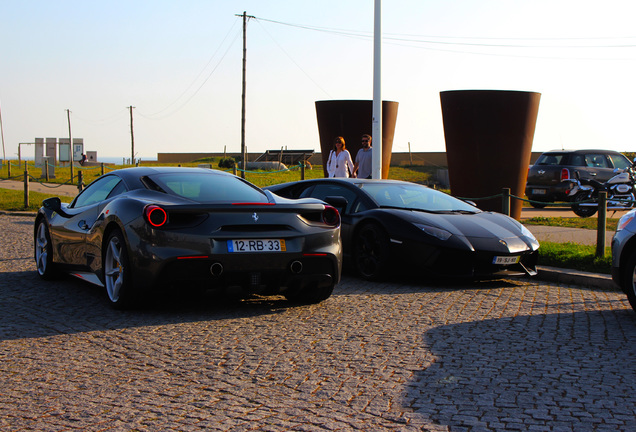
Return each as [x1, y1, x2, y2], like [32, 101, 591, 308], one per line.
[266, 178, 539, 281]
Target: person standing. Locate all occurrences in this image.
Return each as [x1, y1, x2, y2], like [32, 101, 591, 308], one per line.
[326, 136, 355, 178]
[353, 134, 373, 179]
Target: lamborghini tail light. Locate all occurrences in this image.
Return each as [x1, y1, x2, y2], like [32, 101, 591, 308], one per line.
[144, 205, 168, 227]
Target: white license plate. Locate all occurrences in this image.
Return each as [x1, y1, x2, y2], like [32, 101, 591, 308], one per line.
[531, 189, 546, 195]
[493, 255, 520, 265]
[228, 239, 286, 253]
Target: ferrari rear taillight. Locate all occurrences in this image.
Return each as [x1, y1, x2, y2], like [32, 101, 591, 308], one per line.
[561, 168, 570, 181]
[322, 206, 340, 227]
[144, 205, 168, 227]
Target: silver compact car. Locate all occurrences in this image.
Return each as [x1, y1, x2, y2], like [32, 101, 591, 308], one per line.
[611, 209, 636, 311]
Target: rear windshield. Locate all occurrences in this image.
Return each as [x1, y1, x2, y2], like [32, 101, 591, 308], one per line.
[535, 153, 566, 166]
[145, 172, 268, 203]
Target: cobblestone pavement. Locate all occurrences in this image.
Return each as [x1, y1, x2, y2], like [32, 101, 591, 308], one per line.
[1, 214, 635, 431]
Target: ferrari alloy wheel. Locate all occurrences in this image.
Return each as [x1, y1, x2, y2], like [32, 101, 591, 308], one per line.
[34, 219, 58, 280]
[104, 230, 134, 309]
[621, 250, 636, 312]
[354, 223, 389, 280]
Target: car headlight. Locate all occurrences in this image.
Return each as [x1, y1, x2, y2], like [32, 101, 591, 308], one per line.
[414, 223, 452, 241]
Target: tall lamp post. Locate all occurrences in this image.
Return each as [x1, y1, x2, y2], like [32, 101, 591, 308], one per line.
[372, 0, 382, 179]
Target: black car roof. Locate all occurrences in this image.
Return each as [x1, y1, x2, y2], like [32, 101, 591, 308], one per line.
[271, 178, 414, 188]
[543, 149, 624, 154]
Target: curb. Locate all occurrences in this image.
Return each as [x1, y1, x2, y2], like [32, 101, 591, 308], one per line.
[0, 210, 36, 217]
[535, 265, 615, 290]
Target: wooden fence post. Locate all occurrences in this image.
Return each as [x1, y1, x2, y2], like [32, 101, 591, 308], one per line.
[501, 188, 510, 216]
[23, 163, 29, 209]
[596, 191, 607, 258]
[77, 171, 84, 192]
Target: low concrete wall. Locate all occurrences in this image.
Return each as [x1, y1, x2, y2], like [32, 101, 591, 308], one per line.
[156, 152, 543, 167]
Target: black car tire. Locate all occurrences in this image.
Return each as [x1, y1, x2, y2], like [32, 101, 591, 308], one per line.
[103, 229, 136, 309]
[34, 219, 59, 280]
[284, 283, 334, 304]
[571, 193, 597, 218]
[621, 249, 636, 311]
[353, 223, 389, 280]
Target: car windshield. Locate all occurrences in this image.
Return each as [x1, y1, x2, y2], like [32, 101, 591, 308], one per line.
[359, 183, 479, 212]
[146, 172, 268, 203]
[609, 153, 632, 170]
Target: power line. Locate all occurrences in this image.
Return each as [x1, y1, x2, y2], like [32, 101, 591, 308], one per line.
[138, 18, 242, 120]
[255, 20, 332, 98]
[254, 16, 636, 49]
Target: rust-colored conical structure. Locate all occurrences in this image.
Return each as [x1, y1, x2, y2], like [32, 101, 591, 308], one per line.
[440, 90, 541, 220]
[315, 100, 399, 179]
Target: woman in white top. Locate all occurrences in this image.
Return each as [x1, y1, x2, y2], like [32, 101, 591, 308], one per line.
[326, 136, 355, 178]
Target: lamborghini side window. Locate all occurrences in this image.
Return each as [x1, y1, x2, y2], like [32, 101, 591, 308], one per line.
[72, 176, 123, 208]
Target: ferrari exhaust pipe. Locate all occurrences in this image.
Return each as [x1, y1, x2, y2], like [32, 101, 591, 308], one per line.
[290, 260, 303, 274]
[210, 262, 224, 276]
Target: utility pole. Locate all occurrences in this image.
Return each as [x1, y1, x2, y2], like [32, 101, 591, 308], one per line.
[0, 99, 6, 162]
[236, 11, 254, 178]
[67, 109, 74, 182]
[129, 106, 135, 164]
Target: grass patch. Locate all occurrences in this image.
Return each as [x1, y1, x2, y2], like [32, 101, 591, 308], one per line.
[1, 162, 436, 189]
[524, 216, 619, 231]
[537, 241, 611, 274]
[0, 189, 73, 212]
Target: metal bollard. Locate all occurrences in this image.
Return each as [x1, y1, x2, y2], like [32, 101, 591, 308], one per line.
[501, 188, 510, 216]
[301, 162, 305, 181]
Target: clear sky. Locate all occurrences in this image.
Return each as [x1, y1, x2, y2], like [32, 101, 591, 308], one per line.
[1, 0, 635, 160]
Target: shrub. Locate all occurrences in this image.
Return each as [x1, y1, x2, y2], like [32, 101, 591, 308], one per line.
[218, 157, 236, 169]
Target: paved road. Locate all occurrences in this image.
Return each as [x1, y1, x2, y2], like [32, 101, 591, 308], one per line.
[0, 178, 80, 198]
[2, 214, 635, 431]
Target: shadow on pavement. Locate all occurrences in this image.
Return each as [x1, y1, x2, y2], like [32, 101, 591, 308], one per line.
[1, 267, 531, 341]
[403, 309, 636, 431]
